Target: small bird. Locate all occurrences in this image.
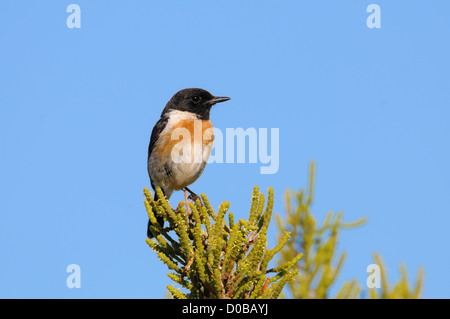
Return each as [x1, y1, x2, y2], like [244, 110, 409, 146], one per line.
[147, 88, 231, 238]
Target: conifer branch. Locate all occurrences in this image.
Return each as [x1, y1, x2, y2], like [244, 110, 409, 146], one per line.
[276, 161, 424, 299]
[144, 185, 301, 299]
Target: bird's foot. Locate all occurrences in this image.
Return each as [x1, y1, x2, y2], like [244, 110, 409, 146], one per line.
[184, 187, 202, 205]
[188, 193, 202, 204]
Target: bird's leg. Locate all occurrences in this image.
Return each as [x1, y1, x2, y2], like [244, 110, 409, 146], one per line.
[184, 187, 202, 204]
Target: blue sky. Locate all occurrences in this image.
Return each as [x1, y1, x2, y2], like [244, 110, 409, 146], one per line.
[0, 1, 449, 298]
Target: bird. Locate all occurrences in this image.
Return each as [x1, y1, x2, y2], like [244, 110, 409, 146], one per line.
[146, 88, 231, 238]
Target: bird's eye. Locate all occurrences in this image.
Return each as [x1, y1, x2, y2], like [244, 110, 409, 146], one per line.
[191, 96, 201, 103]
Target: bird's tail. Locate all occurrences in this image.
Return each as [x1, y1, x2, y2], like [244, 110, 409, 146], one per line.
[147, 217, 164, 239]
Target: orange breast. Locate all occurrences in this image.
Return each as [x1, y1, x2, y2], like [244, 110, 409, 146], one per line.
[172, 119, 214, 144]
[154, 119, 214, 161]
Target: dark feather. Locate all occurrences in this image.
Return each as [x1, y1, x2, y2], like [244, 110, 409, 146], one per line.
[147, 116, 168, 165]
[147, 117, 169, 239]
[147, 116, 168, 190]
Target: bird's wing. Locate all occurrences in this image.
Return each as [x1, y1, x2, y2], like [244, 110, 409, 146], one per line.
[148, 116, 169, 159]
[147, 116, 168, 189]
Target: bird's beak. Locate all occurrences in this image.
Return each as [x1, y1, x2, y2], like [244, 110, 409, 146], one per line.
[210, 96, 231, 105]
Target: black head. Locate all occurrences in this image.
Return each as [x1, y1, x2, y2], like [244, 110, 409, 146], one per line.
[161, 88, 231, 120]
